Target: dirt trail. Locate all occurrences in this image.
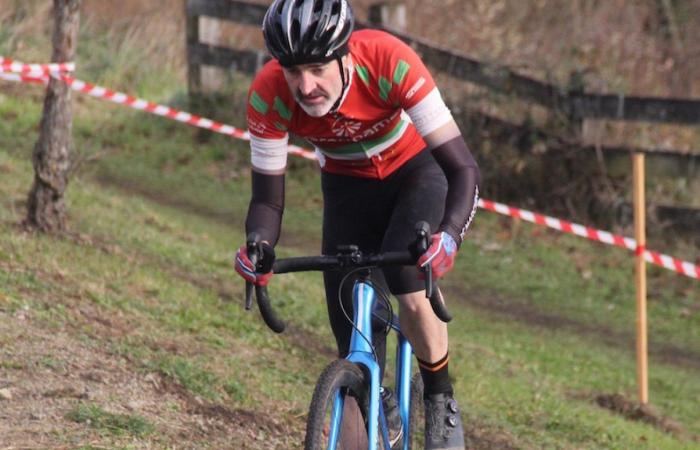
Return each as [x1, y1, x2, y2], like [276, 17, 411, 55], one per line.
[98, 172, 700, 372]
[441, 283, 700, 372]
[0, 306, 301, 449]
[3, 174, 696, 448]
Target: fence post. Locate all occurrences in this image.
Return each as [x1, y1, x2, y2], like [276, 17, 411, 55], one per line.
[198, 16, 225, 92]
[185, 3, 201, 109]
[565, 69, 586, 138]
[633, 152, 648, 405]
[368, 1, 407, 31]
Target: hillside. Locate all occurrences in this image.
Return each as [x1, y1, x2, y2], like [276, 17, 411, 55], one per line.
[1, 1, 699, 449]
[1, 99, 699, 448]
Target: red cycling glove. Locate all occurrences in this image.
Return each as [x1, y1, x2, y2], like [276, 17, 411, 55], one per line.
[417, 232, 458, 279]
[234, 243, 275, 286]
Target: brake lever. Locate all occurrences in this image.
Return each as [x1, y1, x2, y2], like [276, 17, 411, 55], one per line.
[245, 283, 254, 310]
[424, 264, 434, 299]
[414, 221, 434, 298]
[243, 233, 285, 333]
[414, 221, 451, 322]
[244, 232, 261, 310]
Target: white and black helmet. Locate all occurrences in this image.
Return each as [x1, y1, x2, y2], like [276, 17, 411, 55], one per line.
[263, 0, 355, 67]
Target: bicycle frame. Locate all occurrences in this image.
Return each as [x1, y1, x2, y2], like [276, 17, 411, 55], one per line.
[326, 278, 415, 450]
[247, 224, 449, 449]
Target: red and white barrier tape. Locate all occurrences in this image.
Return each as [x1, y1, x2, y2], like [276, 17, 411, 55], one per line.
[60, 73, 316, 160]
[2, 56, 698, 280]
[0, 56, 315, 161]
[0, 72, 46, 84]
[479, 199, 699, 279]
[0, 60, 74, 75]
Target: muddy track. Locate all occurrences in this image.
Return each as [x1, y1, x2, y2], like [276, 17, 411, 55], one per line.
[87, 172, 699, 448]
[441, 282, 700, 372]
[59, 226, 337, 361]
[94, 171, 318, 251]
[97, 171, 700, 372]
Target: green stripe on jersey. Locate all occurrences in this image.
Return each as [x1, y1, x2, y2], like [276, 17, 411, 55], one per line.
[355, 64, 370, 85]
[250, 91, 268, 114]
[321, 120, 407, 156]
[378, 76, 392, 101]
[273, 96, 292, 121]
[393, 60, 410, 85]
[274, 122, 288, 131]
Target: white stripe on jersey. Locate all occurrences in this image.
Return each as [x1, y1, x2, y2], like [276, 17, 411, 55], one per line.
[405, 87, 453, 137]
[251, 134, 289, 172]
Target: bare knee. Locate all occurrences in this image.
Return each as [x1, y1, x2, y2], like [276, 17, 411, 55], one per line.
[396, 291, 428, 316]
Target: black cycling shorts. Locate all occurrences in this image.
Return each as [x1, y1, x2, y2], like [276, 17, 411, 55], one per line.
[321, 148, 447, 356]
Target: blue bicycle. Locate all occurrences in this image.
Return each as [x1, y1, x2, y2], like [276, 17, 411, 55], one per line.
[245, 222, 452, 450]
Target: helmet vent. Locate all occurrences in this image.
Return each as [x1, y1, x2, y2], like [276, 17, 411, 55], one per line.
[274, 22, 285, 43]
[291, 19, 301, 44]
[263, 0, 354, 66]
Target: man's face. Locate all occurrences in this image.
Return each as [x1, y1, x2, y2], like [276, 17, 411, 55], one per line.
[282, 58, 344, 117]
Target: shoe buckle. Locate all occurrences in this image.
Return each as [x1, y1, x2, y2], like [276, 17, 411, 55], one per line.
[446, 398, 459, 413]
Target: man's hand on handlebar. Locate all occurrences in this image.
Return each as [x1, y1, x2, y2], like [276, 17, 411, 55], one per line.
[417, 231, 457, 280]
[239, 222, 453, 331]
[234, 241, 275, 286]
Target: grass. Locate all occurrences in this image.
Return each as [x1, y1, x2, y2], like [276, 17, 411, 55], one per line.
[1, 5, 699, 448]
[66, 403, 154, 437]
[2, 89, 698, 449]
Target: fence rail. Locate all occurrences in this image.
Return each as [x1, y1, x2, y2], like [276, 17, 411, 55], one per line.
[186, 0, 700, 125]
[188, 43, 266, 75]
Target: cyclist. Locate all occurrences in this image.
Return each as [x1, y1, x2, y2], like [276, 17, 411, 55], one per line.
[235, 1, 480, 449]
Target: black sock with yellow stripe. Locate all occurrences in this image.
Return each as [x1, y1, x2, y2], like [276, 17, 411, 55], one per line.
[417, 352, 453, 397]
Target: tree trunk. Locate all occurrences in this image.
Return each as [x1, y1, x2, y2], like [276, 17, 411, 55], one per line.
[26, 0, 81, 233]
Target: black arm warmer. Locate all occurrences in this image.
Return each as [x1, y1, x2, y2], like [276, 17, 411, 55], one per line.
[245, 171, 285, 246]
[431, 136, 481, 247]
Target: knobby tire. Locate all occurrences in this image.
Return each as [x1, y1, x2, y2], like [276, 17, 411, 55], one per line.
[304, 359, 369, 450]
[408, 373, 424, 450]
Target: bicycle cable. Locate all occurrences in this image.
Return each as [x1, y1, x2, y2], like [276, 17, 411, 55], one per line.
[370, 278, 394, 339]
[337, 266, 394, 364]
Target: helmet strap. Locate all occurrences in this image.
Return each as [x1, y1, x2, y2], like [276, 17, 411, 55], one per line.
[329, 54, 349, 114]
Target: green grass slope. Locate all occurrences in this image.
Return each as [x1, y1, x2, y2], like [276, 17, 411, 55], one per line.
[0, 77, 698, 449]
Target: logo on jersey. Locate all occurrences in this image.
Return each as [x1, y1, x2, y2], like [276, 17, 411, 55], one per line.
[332, 118, 362, 137]
[248, 118, 267, 134]
[405, 77, 426, 101]
[311, 111, 400, 144]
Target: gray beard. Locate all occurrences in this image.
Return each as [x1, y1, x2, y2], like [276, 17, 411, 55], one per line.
[295, 94, 336, 117]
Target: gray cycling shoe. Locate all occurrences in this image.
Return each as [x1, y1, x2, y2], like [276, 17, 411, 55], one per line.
[381, 386, 404, 449]
[424, 393, 465, 450]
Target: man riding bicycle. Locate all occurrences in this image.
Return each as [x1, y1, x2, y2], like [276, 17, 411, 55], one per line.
[235, 1, 480, 448]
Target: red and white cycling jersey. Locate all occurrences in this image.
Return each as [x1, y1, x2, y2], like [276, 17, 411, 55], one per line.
[247, 29, 454, 179]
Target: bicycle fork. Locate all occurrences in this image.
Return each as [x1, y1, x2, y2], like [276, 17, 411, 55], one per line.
[333, 280, 415, 450]
[395, 329, 413, 450]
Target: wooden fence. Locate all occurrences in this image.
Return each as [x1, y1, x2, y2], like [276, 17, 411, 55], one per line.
[186, 0, 700, 126]
[184, 1, 699, 408]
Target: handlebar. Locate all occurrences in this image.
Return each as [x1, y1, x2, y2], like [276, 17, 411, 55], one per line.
[244, 233, 286, 333]
[244, 221, 452, 334]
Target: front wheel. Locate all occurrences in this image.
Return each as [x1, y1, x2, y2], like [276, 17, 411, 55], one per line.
[408, 373, 425, 450]
[304, 359, 369, 450]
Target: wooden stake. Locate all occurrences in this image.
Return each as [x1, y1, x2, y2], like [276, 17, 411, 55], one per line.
[633, 152, 648, 404]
